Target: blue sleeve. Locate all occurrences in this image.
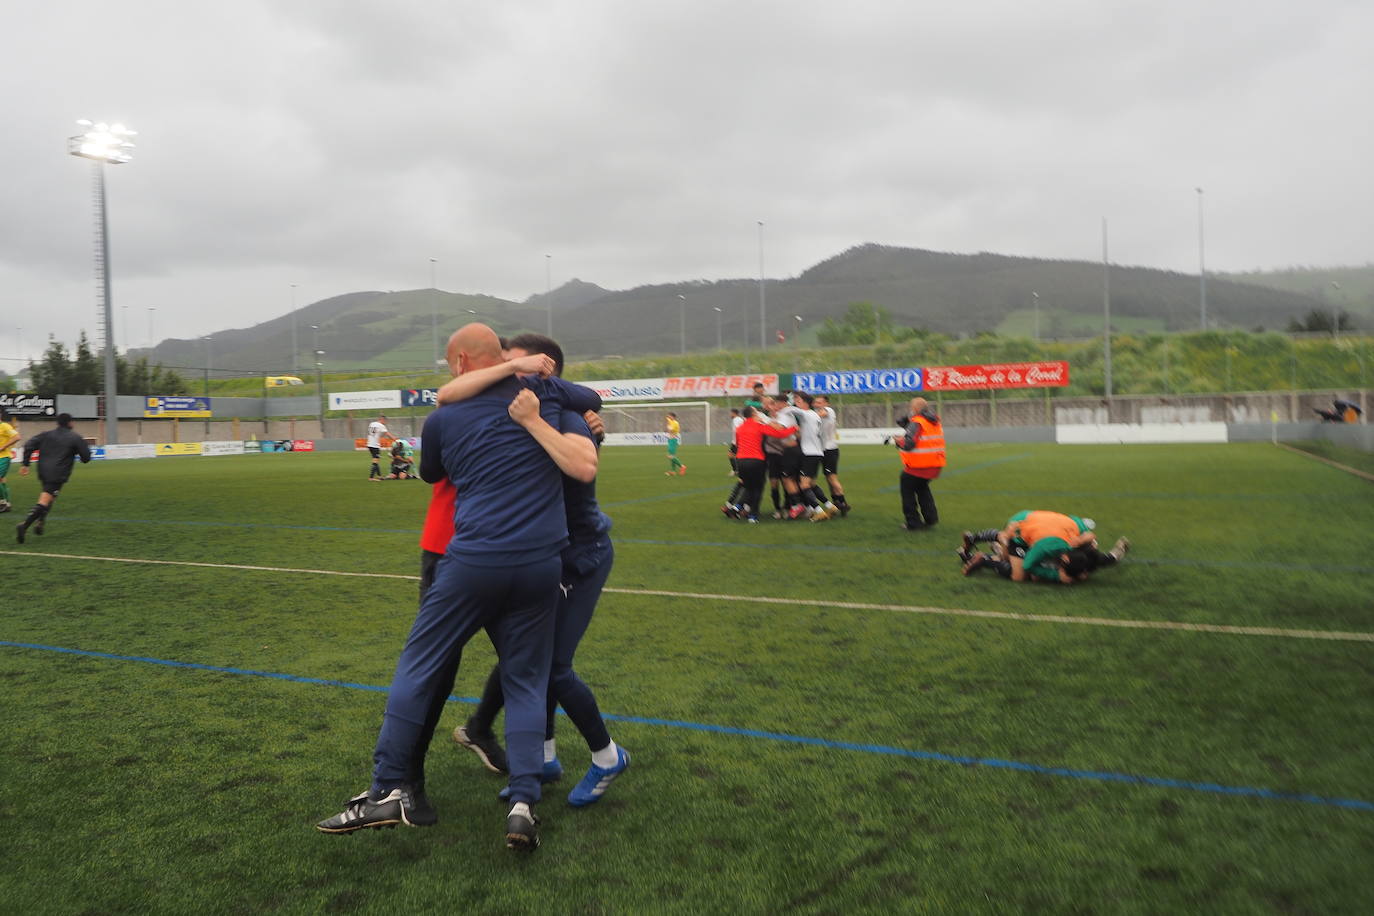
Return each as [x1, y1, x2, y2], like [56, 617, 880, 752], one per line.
[561, 410, 593, 440]
[418, 412, 446, 483]
[536, 376, 602, 413]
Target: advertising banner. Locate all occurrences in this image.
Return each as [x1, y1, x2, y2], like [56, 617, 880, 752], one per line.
[922, 361, 1070, 391]
[291, 439, 316, 451]
[329, 389, 401, 411]
[155, 442, 203, 456]
[601, 432, 670, 446]
[103, 443, 158, 460]
[401, 388, 439, 408]
[0, 393, 57, 417]
[145, 396, 212, 418]
[353, 436, 397, 451]
[580, 374, 779, 402]
[264, 376, 304, 387]
[202, 440, 246, 456]
[792, 369, 923, 395]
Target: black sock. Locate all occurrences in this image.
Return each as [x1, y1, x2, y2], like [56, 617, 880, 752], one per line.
[728, 484, 743, 504]
[23, 503, 47, 526]
[468, 664, 505, 735]
[770, 486, 781, 511]
[991, 556, 1012, 578]
[811, 486, 829, 505]
[833, 492, 848, 507]
[973, 528, 1000, 542]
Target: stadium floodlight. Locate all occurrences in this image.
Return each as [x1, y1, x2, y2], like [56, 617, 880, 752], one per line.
[69, 119, 136, 445]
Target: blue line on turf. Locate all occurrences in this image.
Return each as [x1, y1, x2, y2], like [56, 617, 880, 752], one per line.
[4, 639, 1370, 814]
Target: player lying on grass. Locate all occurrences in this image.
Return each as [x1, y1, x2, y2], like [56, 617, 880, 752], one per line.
[386, 438, 416, 479]
[436, 333, 631, 811]
[958, 509, 1129, 583]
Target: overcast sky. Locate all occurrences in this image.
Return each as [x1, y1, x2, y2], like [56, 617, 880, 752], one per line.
[2, 0, 1370, 371]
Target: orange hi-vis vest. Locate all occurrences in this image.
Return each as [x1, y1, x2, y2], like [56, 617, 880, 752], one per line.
[899, 415, 946, 471]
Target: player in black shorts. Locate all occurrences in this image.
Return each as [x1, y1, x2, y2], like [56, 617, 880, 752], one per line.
[16, 413, 92, 544]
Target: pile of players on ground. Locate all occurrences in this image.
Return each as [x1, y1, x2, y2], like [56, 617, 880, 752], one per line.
[720, 390, 851, 523]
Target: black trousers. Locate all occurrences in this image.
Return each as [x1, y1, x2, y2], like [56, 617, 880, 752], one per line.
[737, 459, 767, 518]
[899, 473, 938, 528]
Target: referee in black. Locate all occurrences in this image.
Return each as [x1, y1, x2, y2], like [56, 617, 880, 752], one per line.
[16, 413, 92, 544]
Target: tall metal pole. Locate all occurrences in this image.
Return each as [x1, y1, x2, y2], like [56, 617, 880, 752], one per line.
[1196, 187, 1207, 330]
[545, 254, 552, 336]
[1032, 291, 1040, 341]
[1102, 218, 1113, 400]
[429, 257, 439, 368]
[678, 294, 686, 354]
[93, 162, 119, 443]
[1330, 281, 1342, 339]
[713, 307, 723, 350]
[757, 220, 767, 351]
[290, 283, 298, 373]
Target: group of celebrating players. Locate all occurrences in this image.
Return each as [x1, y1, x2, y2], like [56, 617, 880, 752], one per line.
[719, 383, 851, 523]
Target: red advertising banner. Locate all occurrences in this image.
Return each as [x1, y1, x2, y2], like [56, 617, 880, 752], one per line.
[922, 361, 1070, 391]
[291, 440, 316, 452]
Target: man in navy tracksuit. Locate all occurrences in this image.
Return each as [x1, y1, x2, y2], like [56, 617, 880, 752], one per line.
[316, 324, 598, 851]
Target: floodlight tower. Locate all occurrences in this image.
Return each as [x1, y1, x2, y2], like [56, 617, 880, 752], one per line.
[69, 119, 136, 444]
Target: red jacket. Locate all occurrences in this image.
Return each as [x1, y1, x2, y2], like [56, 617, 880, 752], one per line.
[734, 417, 798, 461]
[420, 479, 457, 553]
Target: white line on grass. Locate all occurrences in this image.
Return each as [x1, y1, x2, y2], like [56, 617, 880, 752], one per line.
[4, 548, 1372, 644]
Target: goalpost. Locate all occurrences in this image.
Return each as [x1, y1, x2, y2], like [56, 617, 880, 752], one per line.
[599, 401, 714, 446]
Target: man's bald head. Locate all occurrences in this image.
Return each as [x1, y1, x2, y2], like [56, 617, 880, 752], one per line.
[446, 323, 504, 375]
[910, 397, 928, 415]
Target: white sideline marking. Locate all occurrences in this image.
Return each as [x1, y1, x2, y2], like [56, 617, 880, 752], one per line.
[4, 549, 1372, 644]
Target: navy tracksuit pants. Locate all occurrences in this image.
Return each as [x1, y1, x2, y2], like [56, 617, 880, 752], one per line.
[371, 551, 561, 804]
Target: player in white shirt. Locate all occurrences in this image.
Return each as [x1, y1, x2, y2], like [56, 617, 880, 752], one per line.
[366, 414, 390, 481]
[790, 392, 839, 520]
[813, 395, 850, 516]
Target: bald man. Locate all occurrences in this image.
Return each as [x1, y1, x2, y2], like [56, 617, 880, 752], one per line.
[892, 396, 946, 530]
[317, 323, 601, 852]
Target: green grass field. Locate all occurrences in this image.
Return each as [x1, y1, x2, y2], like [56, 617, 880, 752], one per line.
[3, 441, 1372, 914]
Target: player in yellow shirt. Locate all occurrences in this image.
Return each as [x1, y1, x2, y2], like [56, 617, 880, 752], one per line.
[0, 409, 20, 513]
[664, 412, 686, 476]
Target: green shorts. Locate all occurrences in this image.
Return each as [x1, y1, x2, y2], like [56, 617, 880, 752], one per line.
[0, 457, 10, 478]
[666, 438, 679, 455]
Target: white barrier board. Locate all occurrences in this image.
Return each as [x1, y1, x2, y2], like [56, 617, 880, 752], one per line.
[102, 443, 159, 460]
[202, 440, 247, 456]
[1055, 423, 1228, 445]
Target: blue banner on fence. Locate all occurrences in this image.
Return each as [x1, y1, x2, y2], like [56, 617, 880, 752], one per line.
[401, 388, 439, 408]
[791, 369, 924, 394]
[144, 396, 212, 418]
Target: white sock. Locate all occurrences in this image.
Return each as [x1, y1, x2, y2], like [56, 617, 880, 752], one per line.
[591, 740, 620, 769]
[543, 739, 557, 763]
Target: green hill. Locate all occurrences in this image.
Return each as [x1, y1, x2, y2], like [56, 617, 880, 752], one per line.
[133, 245, 1361, 376]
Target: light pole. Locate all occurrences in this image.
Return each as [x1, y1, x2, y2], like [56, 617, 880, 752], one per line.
[1031, 291, 1040, 341]
[1196, 187, 1207, 330]
[1102, 218, 1113, 400]
[202, 337, 213, 399]
[678, 294, 687, 354]
[315, 350, 325, 428]
[713, 307, 723, 350]
[792, 315, 803, 377]
[545, 254, 553, 336]
[757, 220, 767, 351]
[429, 257, 439, 368]
[1330, 281, 1343, 338]
[290, 283, 299, 373]
[68, 119, 135, 444]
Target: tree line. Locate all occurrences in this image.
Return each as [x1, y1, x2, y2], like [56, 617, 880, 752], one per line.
[27, 333, 190, 398]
